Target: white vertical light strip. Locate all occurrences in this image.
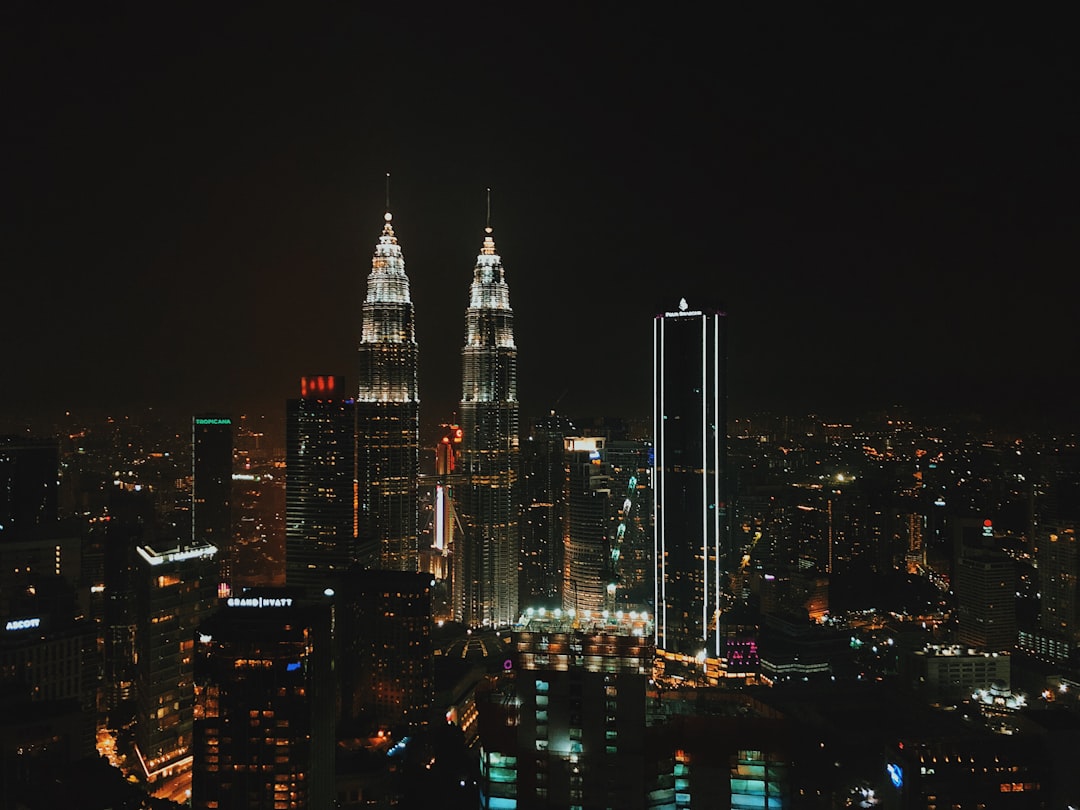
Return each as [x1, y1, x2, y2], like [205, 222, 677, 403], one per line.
[653, 316, 664, 649]
[435, 484, 444, 551]
[700, 313, 708, 650]
[712, 313, 721, 657]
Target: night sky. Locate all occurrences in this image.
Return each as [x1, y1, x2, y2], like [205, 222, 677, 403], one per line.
[3, 6, 1077, 432]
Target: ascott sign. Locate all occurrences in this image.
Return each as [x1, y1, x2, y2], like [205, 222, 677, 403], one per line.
[6, 617, 41, 631]
[226, 596, 294, 608]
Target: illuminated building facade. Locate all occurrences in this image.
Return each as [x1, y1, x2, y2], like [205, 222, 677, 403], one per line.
[1041, 527, 1079, 641]
[900, 644, 1011, 703]
[337, 568, 433, 732]
[562, 437, 613, 617]
[604, 439, 653, 610]
[476, 614, 653, 810]
[191, 591, 334, 810]
[192, 414, 233, 592]
[356, 213, 420, 572]
[887, 735, 1049, 809]
[455, 226, 520, 628]
[134, 540, 218, 782]
[427, 424, 463, 597]
[652, 300, 727, 656]
[285, 376, 357, 596]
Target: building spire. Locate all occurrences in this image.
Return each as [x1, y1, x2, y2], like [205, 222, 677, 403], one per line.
[383, 172, 394, 237]
[482, 187, 496, 255]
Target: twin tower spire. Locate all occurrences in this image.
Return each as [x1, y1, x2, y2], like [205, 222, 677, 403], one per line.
[356, 184, 520, 628]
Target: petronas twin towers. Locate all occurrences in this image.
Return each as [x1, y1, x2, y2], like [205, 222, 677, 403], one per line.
[357, 209, 519, 628]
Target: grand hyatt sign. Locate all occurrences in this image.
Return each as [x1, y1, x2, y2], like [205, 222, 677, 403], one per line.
[226, 596, 294, 608]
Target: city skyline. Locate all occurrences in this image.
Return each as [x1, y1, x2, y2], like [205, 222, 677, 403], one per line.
[2, 7, 1078, 430]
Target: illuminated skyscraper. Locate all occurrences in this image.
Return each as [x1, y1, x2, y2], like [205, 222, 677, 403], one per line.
[192, 590, 335, 810]
[455, 223, 520, 628]
[652, 300, 727, 657]
[562, 436, 613, 618]
[134, 540, 218, 783]
[192, 414, 233, 592]
[285, 375, 357, 596]
[356, 211, 420, 572]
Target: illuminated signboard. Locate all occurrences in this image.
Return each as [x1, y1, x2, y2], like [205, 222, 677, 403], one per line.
[194, 418, 232, 425]
[664, 309, 704, 318]
[887, 762, 904, 789]
[226, 596, 294, 608]
[6, 618, 41, 631]
[136, 544, 217, 566]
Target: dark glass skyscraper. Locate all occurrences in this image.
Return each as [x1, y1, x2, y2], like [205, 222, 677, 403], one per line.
[455, 226, 520, 628]
[356, 212, 420, 572]
[192, 590, 335, 810]
[652, 300, 727, 656]
[285, 375, 357, 596]
[192, 414, 233, 591]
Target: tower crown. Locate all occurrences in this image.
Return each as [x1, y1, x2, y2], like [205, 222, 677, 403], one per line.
[469, 227, 512, 314]
[364, 212, 411, 307]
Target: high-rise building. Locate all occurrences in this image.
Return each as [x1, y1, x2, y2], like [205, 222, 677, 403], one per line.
[191, 590, 335, 810]
[455, 225, 520, 628]
[652, 300, 727, 656]
[562, 437, 613, 617]
[1040, 527, 1079, 643]
[285, 375, 356, 597]
[476, 613, 653, 810]
[192, 414, 233, 592]
[0, 571, 99, 760]
[337, 567, 434, 733]
[604, 438, 653, 610]
[356, 212, 420, 572]
[99, 489, 155, 711]
[956, 537, 1017, 651]
[134, 540, 218, 783]
[519, 412, 575, 610]
[0, 436, 59, 542]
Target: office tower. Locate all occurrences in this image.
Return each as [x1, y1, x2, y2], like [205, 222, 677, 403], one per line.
[956, 540, 1017, 650]
[356, 212, 420, 572]
[0, 436, 59, 541]
[285, 375, 357, 596]
[0, 572, 99, 759]
[1036, 449, 1080, 650]
[193, 414, 233, 593]
[427, 424, 463, 601]
[133, 540, 217, 783]
[519, 413, 574, 609]
[603, 438, 652, 608]
[652, 299, 727, 656]
[455, 224, 520, 628]
[99, 489, 155, 710]
[191, 591, 334, 810]
[1040, 527, 1079, 643]
[337, 568, 433, 733]
[476, 613, 652, 809]
[562, 437, 613, 617]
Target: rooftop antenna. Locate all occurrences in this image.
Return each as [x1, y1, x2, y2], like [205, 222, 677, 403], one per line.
[385, 172, 392, 216]
[485, 187, 492, 233]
